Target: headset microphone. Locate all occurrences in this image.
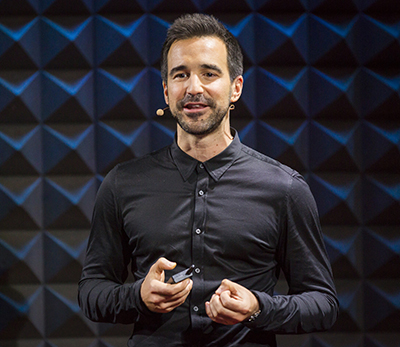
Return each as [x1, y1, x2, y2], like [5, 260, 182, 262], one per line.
[156, 107, 169, 116]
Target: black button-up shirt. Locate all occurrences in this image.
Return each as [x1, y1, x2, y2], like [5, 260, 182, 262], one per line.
[78, 131, 338, 346]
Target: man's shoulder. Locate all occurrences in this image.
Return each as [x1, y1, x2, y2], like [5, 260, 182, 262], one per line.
[114, 145, 172, 173]
[240, 143, 298, 179]
[239, 143, 312, 200]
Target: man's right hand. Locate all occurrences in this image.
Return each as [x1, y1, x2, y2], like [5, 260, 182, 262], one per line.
[140, 257, 193, 313]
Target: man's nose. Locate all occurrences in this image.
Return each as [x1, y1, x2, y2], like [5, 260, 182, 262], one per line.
[186, 74, 203, 95]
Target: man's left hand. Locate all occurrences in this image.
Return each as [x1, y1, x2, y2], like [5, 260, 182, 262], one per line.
[205, 279, 260, 325]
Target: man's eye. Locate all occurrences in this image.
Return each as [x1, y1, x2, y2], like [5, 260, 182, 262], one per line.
[174, 73, 187, 79]
[205, 72, 216, 78]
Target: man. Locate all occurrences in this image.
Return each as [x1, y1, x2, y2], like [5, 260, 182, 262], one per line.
[78, 13, 338, 346]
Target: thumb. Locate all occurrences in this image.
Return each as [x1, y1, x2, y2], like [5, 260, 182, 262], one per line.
[152, 257, 176, 276]
[215, 279, 236, 295]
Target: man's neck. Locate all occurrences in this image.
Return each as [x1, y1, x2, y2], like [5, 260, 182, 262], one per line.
[177, 122, 233, 162]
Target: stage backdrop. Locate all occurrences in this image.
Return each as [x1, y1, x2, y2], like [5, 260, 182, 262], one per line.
[0, 0, 399, 346]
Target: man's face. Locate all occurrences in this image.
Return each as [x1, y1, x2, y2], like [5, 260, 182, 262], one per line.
[163, 36, 243, 136]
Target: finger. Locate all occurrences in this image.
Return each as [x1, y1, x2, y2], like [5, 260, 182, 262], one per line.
[206, 296, 221, 322]
[148, 280, 192, 313]
[155, 293, 190, 312]
[167, 285, 192, 306]
[152, 257, 176, 276]
[211, 294, 234, 319]
[205, 301, 212, 319]
[207, 295, 236, 325]
[152, 280, 192, 312]
[218, 289, 243, 312]
[147, 258, 176, 284]
[208, 294, 221, 318]
[165, 279, 193, 300]
[215, 279, 236, 295]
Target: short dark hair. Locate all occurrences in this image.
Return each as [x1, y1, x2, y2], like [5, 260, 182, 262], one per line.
[161, 13, 243, 83]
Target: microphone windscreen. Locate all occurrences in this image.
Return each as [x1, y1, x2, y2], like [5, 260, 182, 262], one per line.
[156, 109, 164, 116]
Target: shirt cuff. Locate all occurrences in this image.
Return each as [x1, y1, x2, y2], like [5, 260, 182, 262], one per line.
[132, 278, 161, 317]
[241, 290, 271, 329]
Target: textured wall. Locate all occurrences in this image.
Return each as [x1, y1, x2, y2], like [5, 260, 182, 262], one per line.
[0, 0, 399, 346]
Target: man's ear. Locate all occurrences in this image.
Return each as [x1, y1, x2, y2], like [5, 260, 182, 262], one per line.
[163, 81, 169, 105]
[230, 75, 243, 103]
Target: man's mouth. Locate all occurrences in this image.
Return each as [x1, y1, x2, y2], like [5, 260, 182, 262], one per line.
[183, 103, 209, 112]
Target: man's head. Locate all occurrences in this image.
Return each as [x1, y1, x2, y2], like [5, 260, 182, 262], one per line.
[161, 14, 244, 138]
[161, 13, 243, 83]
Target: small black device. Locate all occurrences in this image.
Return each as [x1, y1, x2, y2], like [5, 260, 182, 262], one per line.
[167, 265, 195, 284]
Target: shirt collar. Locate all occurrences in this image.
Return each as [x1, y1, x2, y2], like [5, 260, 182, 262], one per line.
[170, 129, 242, 182]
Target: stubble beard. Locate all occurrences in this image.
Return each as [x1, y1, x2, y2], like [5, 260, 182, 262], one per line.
[171, 94, 231, 136]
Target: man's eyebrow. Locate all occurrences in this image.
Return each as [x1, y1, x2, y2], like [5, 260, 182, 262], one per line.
[169, 65, 187, 77]
[168, 64, 224, 78]
[201, 64, 223, 74]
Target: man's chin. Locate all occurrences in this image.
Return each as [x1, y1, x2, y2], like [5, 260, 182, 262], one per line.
[180, 109, 210, 121]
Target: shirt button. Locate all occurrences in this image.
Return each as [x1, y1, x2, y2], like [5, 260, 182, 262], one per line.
[195, 228, 202, 235]
[198, 190, 204, 196]
[193, 306, 199, 312]
[195, 268, 201, 274]
[199, 163, 204, 169]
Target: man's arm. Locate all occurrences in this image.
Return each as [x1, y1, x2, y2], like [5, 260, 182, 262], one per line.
[78, 167, 144, 323]
[206, 173, 339, 332]
[78, 167, 192, 323]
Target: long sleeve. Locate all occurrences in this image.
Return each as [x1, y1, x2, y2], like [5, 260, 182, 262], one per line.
[246, 173, 339, 333]
[78, 167, 148, 324]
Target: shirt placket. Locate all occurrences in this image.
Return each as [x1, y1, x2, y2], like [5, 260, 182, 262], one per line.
[190, 162, 208, 331]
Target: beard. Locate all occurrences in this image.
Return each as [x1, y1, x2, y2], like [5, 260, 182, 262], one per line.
[170, 94, 231, 136]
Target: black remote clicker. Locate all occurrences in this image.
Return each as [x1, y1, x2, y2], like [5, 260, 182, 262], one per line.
[167, 264, 196, 284]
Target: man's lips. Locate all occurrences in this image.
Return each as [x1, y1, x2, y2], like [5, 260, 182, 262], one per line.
[183, 103, 209, 113]
[184, 103, 208, 109]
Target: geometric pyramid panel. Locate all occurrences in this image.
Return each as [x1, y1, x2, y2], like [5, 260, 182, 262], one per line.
[44, 285, 89, 338]
[0, 17, 40, 69]
[95, 14, 168, 67]
[1, 1, 400, 346]
[323, 226, 363, 279]
[309, 14, 359, 66]
[356, 14, 400, 67]
[41, 70, 94, 123]
[309, 68, 359, 119]
[363, 174, 400, 225]
[0, 284, 44, 339]
[241, 66, 309, 119]
[43, 176, 96, 229]
[362, 121, 400, 173]
[96, 67, 164, 121]
[360, 69, 400, 120]
[235, 13, 308, 66]
[309, 173, 362, 225]
[43, 124, 95, 174]
[0, 124, 42, 175]
[310, 120, 361, 172]
[0, 231, 42, 284]
[41, 0, 93, 15]
[239, 119, 308, 172]
[330, 279, 364, 332]
[0, 177, 42, 230]
[364, 280, 400, 332]
[0, 70, 41, 123]
[363, 227, 400, 279]
[41, 17, 93, 69]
